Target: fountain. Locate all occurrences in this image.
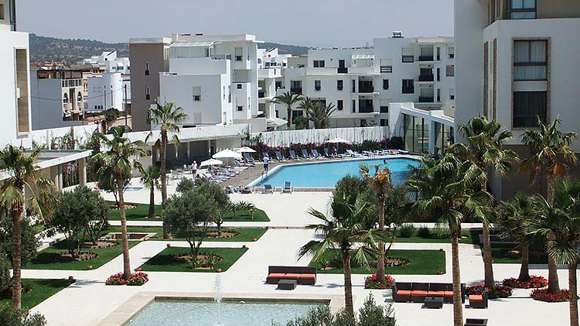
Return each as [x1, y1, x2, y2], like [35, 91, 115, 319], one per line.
[214, 274, 223, 326]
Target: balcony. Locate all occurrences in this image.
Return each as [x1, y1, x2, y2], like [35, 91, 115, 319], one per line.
[418, 74, 434, 82]
[258, 91, 265, 98]
[418, 97, 434, 103]
[418, 56, 434, 62]
[358, 105, 374, 113]
[358, 81, 375, 94]
[337, 67, 348, 74]
[290, 88, 302, 95]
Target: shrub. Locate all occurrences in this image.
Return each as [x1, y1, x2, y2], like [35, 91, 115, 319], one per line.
[417, 227, 431, 238]
[398, 225, 415, 238]
[365, 274, 395, 289]
[531, 288, 570, 302]
[502, 275, 548, 289]
[431, 226, 451, 239]
[387, 137, 404, 150]
[467, 283, 513, 299]
[127, 272, 149, 286]
[0, 306, 46, 326]
[176, 178, 195, 193]
[105, 272, 127, 285]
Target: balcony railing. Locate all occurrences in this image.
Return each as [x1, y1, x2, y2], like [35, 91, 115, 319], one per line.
[358, 106, 374, 113]
[337, 67, 348, 74]
[418, 56, 434, 61]
[290, 88, 302, 95]
[418, 96, 434, 103]
[418, 74, 434, 82]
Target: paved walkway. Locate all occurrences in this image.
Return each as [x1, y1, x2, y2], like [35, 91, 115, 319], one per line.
[29, 190, 578, 326]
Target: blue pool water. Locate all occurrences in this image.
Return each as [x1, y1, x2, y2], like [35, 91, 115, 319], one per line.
[126, 300, 323, 326]
[253, 157, 420, 188]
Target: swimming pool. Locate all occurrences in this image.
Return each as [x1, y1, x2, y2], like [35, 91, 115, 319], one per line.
[251, 156, 420, 189]
[126, 299, 324, 326]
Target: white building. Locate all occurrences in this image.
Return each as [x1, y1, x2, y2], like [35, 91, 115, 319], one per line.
[455, 0, 580, 198]
[258, 48, 289, 128]
[86, 72, 125, 113]
[79, 50, 131, 105]
[276, 33, 455, 129]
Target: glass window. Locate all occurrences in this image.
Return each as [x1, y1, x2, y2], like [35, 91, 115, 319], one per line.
[402, 79, 414, 94]
[514, 40, 547, 81]
[383, 79, 389, 90]
[337, 80, 343, 91]
[446, 65, 455, 77]
[513, 91, 547, 127]
[337, 100, 343, 111]
[511, 0, 536, 19]
[380, 66, 392, 73]
[314, 80, 321, 91]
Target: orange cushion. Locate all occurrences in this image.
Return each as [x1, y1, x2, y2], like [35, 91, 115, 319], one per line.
[299, 274, 316, 280]
[396, 290, 411, 296]
[268, 273, 286, 279]
[444, 291, 454, 298]
[411, 290, 429, 297]
[285, 273, 302, 279]
[469, 295, 483, 302]
[428, 291, 446, 297]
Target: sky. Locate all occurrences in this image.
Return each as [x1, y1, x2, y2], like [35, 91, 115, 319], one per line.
[17, 0, 454, 47]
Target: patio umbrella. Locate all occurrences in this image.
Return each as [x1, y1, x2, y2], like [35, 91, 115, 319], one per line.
[325, 137, 352, 145]
[212, 149, 243, 160]
[200, 158, 223, 168]
[235, 147, 256, 153]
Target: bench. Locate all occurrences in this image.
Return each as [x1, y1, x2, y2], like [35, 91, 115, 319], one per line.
[393, 282, 466, 304]
[469, 292, 488, 309]
[277, 279, 297, 290]
[266, 266, 317, 285]
[465, 318, 488, 326]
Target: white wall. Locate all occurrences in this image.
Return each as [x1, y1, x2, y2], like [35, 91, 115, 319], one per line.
[87, 72, 124, 112]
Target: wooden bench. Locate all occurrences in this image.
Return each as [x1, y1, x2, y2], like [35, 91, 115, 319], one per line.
[266, 266, 317, 285]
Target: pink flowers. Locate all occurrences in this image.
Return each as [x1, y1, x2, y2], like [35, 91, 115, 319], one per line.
[531, 289, 570, 302]
[502, 276, 548, 289]
[364, 273, 395, 289]
[466, 283, 513, 298]
[106, 272, 149, 286]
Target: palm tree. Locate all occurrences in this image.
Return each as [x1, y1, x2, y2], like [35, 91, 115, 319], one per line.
[408, 154, 488, 326]
[451, 116, 517, 289]
[497, 193, 536, 281]
[140, 166, 161, 218]
[148, 102, 187, 238]
[530, 179, 580, 326]
[305, 102, 336, 129]
[0, 146, 54, 309]
[92, 127, 146, 279]
[298, 195, 386, 316]
[360, 165, 392, 284]
[271, 92, 303, 127]
[522, 117, 577, 292]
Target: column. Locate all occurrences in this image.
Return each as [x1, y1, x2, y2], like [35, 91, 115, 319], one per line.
[428, 120, 437, 154]
[78, 158, 87, 187]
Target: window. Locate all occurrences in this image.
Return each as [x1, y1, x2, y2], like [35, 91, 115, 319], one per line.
[192, 86, 201, 101]
[510, 0, 536, 19]
[382, 79, 389, 90]
[235, 47, 243, 61]
[237, 84, 243, 89]
[513, 91, 546, 127]
[437, 68, 441, 81]
[337, 100, 343, 111]
[145, 63, 150, 76]
[145, 87, 150, 100]
[514, 40, 547, 81]
[380, 119, 388, 127]
[352, 100, 356, 113]
[402, 79, 414, 94]
[0, 4, 4, 20]
[436, 47, 441, 61]
[313, 60, 325, 68]
[62, 93, 69, 103]
[380, 106, 389, 113]
[402, 55, 414, 63]
[337, 80, 343, 91]
[314, 80, 321, 91]
[237, 106, 243, 112]
[449, 46, 455, 59]
[380, 66, 392, 73]
[446, 65, 455, 77]
[352, 80, 356, 92]
[275, 81, 282, 90]
[449, 88, 455, 100]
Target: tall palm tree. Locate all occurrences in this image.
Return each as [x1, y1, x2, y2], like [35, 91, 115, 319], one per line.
[497, 193, 536, 281]
[531, 179, 580, 326]
[271, 92, 303, 127]
[360, 165, 392, 284]
[148, 102, 187, 238]
[305, 102, 336, 129]
[408, 154, 488, 326]
[0, 146, 54, 309]
[140, 166, 161, 218]
[298, 195, 386, 316]
[522, 117, 577, 292]
[92, 127, 145, 279]
[451, 116, 517, 289]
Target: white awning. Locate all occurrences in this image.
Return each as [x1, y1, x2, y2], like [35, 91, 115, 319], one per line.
[212, 149, 243, 160]
[267, 117, 287, 128]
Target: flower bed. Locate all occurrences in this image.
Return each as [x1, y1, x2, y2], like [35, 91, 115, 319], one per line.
[531, 289, 570, 302]
[502, 275, 548, 289]
[106, 272, 149, 286]
[364, 274, 395, 289]
[466, 283, 513, 299]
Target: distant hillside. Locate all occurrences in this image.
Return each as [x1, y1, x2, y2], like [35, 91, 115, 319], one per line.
[29, 34, 129, 65]
[29, 34, 309, 65]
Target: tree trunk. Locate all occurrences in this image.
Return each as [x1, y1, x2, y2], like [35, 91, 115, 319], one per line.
[482, 221, 495, 289]
[287, 105, 293, 127]
[10, 205, 23, 310]
[160, 132, 169, 239]
[342, 250, 354, 316]
[148, 185, 155, 218]
[547, 253, 561, 293]
[569, 259, 579, 326]
[451, 234, 464, 326]
[518, 244, 531, 282]
[377, 196, 386, 283]
[118, 186, 131, 279]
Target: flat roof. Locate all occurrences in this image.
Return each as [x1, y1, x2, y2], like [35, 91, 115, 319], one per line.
[0, 150, 92, 181]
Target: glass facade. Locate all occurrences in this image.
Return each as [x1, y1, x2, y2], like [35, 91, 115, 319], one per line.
[402, 114, 454, 155]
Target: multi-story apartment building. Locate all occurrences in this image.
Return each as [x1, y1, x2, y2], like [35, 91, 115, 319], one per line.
[258, 48, 289, 127]
[455, 0, 580, 198]
[86, 72, 125, 113]
[277, 33, 455, 128]
[78, 50, 131, 108]
[130, 34, 263, 131]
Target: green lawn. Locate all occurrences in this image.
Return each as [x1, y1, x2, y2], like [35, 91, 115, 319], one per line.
[0, 279, 73, 310]
[489, 243, 548, 264]
[107, 202, 270, 222]
[107, 226, 267, 242]
[139, 247, 247, 273]
[309, 249, 446, 275]
[25, 240, 138, 270]
[395, 230, 478, 244]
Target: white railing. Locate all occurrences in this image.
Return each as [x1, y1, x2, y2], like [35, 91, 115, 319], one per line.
[251, 126, 390, 147]
[19, 125, 99, 149]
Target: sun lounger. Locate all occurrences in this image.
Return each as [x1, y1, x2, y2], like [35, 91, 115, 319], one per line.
[275, 150, 285, 161]
[301, 148, 311, 159]
[282, 181, 293, 193]
[289, 150, 298, 160]
[243, 152, 256, 165]
[311, 149, 321, 159]
[262, 184, 274, 194]
[323, 148, 331, 158]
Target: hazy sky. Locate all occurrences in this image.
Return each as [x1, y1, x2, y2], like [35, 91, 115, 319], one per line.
[17, 0, 453, 47]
